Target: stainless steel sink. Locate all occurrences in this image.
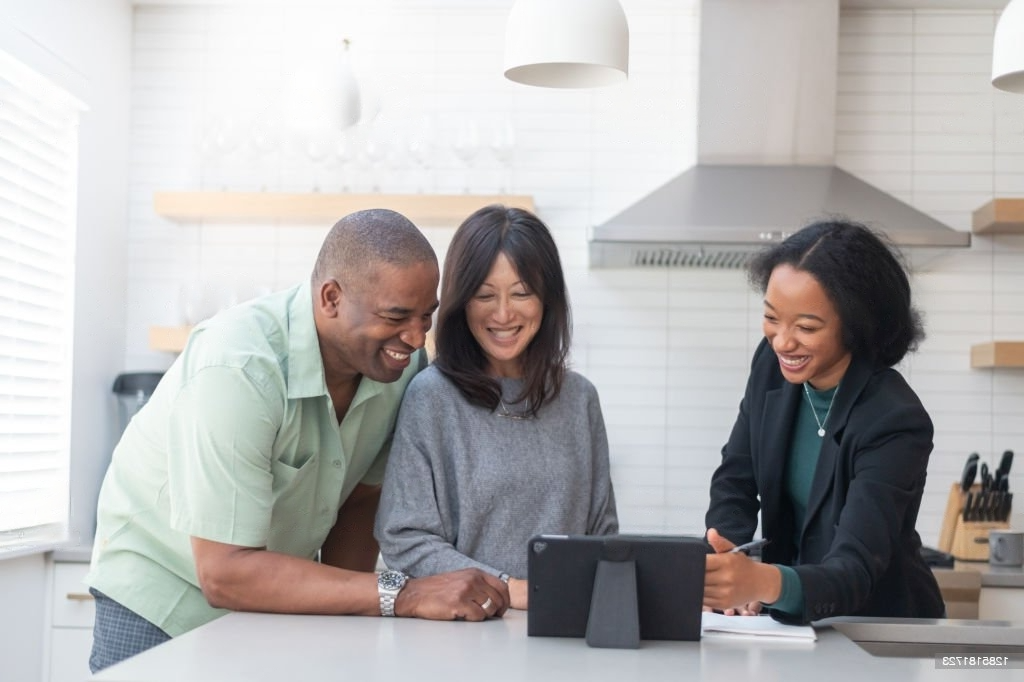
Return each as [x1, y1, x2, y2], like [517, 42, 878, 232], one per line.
[818, 616, 1024, 658]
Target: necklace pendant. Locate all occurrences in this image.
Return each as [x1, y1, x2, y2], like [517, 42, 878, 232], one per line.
[817, 427, 826, 437]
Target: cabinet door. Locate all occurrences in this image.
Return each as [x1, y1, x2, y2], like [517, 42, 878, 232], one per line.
[979, 586, 1024, 621]
[49, 627, 93, 682]
[52, 562, 95, 627]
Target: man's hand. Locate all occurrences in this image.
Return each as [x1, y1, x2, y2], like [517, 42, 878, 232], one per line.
[394, 568, 509, 621]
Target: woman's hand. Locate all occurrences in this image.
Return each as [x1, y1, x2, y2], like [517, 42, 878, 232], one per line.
[508, 577, 529, 610]
[703, 528, 780, 614]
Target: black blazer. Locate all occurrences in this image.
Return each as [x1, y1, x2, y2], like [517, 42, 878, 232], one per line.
[706, 338, 944, 623]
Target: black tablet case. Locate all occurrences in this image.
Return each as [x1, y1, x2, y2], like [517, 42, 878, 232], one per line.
[527, 534, 710, 641]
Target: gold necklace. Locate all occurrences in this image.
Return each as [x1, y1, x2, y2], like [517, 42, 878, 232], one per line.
[803, 382, 837, 438]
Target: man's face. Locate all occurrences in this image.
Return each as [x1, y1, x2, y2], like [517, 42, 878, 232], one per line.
[318, 260, 439, 384]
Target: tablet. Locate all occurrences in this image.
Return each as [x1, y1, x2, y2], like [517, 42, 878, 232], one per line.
[527, 533, 711, 643]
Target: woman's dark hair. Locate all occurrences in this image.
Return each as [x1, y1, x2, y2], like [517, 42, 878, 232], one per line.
[434, 204, 570, 415]
[747, 218, 924, 368]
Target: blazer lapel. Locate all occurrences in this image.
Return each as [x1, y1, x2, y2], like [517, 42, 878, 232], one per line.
[759, 381, 801, 526]
[803, 356, 875, 530]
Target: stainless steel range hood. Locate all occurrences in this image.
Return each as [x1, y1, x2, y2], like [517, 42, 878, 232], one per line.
[589, 0, 971, 269]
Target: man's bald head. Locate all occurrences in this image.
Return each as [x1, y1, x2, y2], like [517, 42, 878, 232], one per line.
[311, 209, 438, 291]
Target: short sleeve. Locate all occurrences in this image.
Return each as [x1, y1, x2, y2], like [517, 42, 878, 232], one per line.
[166, 364, 281, 547]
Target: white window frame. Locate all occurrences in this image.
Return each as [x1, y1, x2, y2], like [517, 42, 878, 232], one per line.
[0, 48, 84, 555]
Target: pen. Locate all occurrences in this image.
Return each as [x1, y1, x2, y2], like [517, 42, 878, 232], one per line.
[730, 538, 770, 555]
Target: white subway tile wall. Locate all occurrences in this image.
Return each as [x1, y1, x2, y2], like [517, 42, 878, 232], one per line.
[125, 2, 1024, 543]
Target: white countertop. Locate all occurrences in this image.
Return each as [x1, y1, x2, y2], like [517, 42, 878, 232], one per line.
[950, 561, 1024, 588]
[87, 609, 1022, 682]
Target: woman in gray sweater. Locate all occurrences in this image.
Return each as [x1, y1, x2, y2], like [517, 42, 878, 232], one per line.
[375, 205, 618, 611]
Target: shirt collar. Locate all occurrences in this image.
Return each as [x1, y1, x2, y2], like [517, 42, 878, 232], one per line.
[284, 280, 387, 407]
[286, 281, 328, 400]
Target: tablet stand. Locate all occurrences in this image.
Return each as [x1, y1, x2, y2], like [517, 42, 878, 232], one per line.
[584, 559, 641, 649]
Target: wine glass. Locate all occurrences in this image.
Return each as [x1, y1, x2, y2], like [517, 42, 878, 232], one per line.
[304, 133, 331, 192]
[196, 113, 241, 190]
[407, 114, 436, 193]
[248, 112, 280, 191]
[333, 129, 356, 192]
[452, 117, 480, 194]
[490, 116, 516, 193]
[361, 125, 392, 193]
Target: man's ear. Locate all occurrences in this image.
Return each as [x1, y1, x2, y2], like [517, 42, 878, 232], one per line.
[317, 278, 343, 317]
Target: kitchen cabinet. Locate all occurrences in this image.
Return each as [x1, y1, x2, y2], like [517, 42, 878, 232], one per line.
[153, 191, 535, 226]
[979, 586, 1024, 621]
[43, 558, 94, 682]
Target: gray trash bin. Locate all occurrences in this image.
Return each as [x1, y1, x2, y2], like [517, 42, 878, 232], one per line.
[112, 371, 164, 435]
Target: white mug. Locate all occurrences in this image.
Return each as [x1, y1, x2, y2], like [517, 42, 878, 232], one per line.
[989, 530, 1024, 567]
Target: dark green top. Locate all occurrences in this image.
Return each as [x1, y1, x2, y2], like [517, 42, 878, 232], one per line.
[768, 383, 837, 615]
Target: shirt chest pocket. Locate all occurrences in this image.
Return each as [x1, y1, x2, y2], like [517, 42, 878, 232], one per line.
[270, 452, 318, 496]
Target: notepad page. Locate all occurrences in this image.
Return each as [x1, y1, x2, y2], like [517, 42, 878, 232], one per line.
[701, 612, 817, 640]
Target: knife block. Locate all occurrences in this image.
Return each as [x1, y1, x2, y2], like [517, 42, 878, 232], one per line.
[938, 482, 1009, 561]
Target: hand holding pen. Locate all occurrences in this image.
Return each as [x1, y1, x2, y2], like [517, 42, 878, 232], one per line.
[730, 538, 771, 555]
[704, 529, 779, 615]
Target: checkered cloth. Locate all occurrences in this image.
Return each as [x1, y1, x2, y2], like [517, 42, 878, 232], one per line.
[89, 588, 171, 673]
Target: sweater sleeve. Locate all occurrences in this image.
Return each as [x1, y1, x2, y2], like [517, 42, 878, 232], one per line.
[584, 381, 618, 536]
[373, 376, 498, 577]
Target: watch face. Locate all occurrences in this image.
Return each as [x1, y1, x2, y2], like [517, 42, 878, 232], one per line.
[379, 570, 407, 591]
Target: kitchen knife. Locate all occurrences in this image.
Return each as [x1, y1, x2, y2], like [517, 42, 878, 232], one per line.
[963, 492, 974, 522]
[960, 452, 980, 492]
[997, 449, 1014, 478]
[980, 462, 991, 491]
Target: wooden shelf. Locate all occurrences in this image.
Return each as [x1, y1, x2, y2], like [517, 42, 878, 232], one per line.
[972, 199, 1024, 234]
[153, 191, 536, 226]
[149, 325, 192, 353]
[970, 341, 1024, 368]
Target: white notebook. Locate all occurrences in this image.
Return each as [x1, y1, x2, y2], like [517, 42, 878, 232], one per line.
[701, 611, 817, 641]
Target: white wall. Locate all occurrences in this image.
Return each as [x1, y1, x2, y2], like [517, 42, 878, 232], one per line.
[0, 0, 132, 678]
[123, 1, 1024, 546]
[836, 8, 1024, 538]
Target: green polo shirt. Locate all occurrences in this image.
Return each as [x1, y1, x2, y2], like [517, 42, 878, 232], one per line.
[86, 282, 425, 636]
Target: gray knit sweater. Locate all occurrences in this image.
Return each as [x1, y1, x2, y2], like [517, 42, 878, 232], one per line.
[374, 365, 618, 579]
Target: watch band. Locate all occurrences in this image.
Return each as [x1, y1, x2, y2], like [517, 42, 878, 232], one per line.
[377, 570, 408, 617]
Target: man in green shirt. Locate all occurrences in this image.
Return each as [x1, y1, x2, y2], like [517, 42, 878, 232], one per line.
[86, 209, 509, 673]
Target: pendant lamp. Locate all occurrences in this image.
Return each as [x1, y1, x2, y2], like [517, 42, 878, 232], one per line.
[993, 0, 1024, 93]
[504, 0, 629, 88]
[337, 38, 361, 129]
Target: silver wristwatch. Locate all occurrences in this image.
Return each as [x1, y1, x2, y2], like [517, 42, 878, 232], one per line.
[377, 570, 408, 617]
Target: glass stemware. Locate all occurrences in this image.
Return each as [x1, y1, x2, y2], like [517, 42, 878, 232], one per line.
[452, 117, 480, 194]
[407, 114, 436, 194]
[490, 116, 516, 193]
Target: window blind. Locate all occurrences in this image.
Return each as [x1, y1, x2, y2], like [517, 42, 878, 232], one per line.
[0, 50, 83, 553]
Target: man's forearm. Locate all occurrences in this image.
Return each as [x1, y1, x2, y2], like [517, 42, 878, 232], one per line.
[191, 538, 380, 616]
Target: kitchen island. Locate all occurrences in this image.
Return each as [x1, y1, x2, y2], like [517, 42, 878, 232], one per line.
[87, 609, 1022, 682]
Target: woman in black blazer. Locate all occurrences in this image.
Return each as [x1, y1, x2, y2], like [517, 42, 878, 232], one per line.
[703, 219, 945, 624]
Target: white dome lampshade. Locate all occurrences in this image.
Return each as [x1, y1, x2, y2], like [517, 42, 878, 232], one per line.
[993, 0, 1024, 93]
[504, 0, 629, 89]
